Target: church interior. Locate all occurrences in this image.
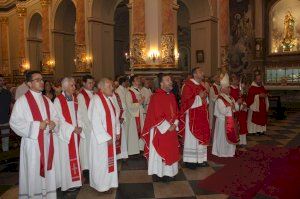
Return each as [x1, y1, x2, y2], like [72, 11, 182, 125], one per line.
[0, 0, 300, 198]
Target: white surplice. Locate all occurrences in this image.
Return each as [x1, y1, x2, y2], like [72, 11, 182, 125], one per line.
[183, 79, 209, 164]
[54, 94, 84, 191]
[148, 120, 179, 177]
[247, 82, 269, 134]
[110, 93, 128, 160]
[140, 87, 152, 114]
[88, 94, 119, 192]
[77, 89, 93, 170]
[209, 83, 220, 130]
[125, 87, 145, 155]
[9, 90, 59, 199]
[212, 94, 239, 157]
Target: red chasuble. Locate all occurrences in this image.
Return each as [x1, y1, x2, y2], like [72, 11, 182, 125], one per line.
[179, 79, 210, 145]
[128, 89, 142, 138]
[96, 91, 116, 173]
[80, 89, 91, 108]
[25, 91, 54, 177]
[142, 89, 180, 165]
[230, 86, 240, 101]
[217, 95, 240, 144]
[57, 94, 81, 181]
[114, 92, 123, 155]
[246, 83, 268, 126]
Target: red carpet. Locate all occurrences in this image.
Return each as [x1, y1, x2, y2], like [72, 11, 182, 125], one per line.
[199, 145, 300, 198]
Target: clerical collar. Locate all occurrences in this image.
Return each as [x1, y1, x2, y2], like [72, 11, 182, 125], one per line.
[84, 88, 93, 94]
[64, 92, 73, 101]
[30, 89, 42, 96]
[191, 78, 200, 85]
[132, 87, 140, 92]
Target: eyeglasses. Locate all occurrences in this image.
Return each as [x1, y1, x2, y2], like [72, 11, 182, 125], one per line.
[31, 78, 44, 82]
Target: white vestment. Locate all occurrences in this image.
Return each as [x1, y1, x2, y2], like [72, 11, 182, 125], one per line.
[247, 82, 269, 134]
[125, 87, 145, 155]
[148, 120, 179, 177]
[183, 79, 209, 164]
[111, 92, 128, 160]
[212, 94, 239, 157]
[54, 94, 84, 191]
[15, 82, 29, 100]
[140, 87, 152, 115]
[209, 83, 220, 130]
[88, 94, 119, 192]
[9, 90, 59, 199]
[77, 89, 93, 170]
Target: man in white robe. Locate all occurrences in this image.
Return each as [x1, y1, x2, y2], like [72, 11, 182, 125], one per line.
[113, 76, 129, 160]
[54, 77, 84, 191]
[125, 75, 145, 156]
[140, 78, 153, 114]
[209, 74, 220, 130]
[212, 78, 241, 157]
[88, 78, 120, 193]
[77, 75, 95, 174]
[10, 71, 59, 198]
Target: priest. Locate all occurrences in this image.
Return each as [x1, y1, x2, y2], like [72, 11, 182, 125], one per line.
[54, 77, 83, 191]
[212, 77, 241, 157]
[142, 74, 180, 182]
[10, 70, 59, 198]
[209, 74, 220, 131]
[88, 78, 120, 193]
[125, 75, 145, 156]
[246, 71, 269, 136]
[77, 75, 95, 175]
[179, 67, 210, 170]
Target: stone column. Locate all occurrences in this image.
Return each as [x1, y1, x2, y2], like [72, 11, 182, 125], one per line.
[74, 0, 89, 73]
[0, 17, 10, 76]
[16, 4, 27, 74]
[131, 0, 146, 66]
[219, 0, 229, 68]
[161, 0, 175, 66]
[40, 0, 53, 74]
[254, 0, 264, 59]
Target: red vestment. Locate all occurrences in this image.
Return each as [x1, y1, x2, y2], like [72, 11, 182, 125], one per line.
[179, 79, 210, 145]
[142, 89, 180, 165]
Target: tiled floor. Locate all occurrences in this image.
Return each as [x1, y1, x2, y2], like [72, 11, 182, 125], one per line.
[1, 111, 300, 199]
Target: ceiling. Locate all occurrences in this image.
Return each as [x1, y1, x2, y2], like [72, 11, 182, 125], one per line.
[0, 0, 26, 12]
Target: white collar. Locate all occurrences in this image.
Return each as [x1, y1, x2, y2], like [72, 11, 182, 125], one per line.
[190, 78, 200, 85]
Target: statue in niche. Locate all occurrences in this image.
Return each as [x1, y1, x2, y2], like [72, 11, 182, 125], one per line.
[282, 11, 296, 51]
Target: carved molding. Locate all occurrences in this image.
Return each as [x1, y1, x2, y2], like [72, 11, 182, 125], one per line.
[131, 33, 146, 66]
[161, 34, 175, 65]
[74, 44, 90, 73]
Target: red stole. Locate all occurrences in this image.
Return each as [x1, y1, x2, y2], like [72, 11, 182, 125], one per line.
[80, 89, 91, 108]
[114, 92, 123, 155]
[142, 89, 180, 165]
[179, 79, 210, 145]
[246, 84, 268, 126]
[212, 84, 219, 96]
[129, 89, 142, 138]
[25, 91, 54, 177]
[57, 94, 81, 182]
[217, 95, 239, 144]
[96, 91, 116, 173]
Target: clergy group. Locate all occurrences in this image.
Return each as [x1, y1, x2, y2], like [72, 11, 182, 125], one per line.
[8, 67, 269, 198]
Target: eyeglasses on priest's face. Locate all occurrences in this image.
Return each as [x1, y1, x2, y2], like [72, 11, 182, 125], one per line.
[31, 78, 44, 83]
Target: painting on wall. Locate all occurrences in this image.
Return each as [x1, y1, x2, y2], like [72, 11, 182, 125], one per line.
[228, 0, 255, 74]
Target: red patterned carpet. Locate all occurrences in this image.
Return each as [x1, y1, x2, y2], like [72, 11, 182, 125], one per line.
[199, 145, 300, 199]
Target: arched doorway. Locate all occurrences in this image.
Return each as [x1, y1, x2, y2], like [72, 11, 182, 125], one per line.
[114, 0, 129, 77]
[53, 0, 76, 77]
[28, 13, 42, 70]
[177, 0, 191, 72]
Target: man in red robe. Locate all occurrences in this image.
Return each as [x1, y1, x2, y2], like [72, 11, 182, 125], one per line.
[230, 74, 248, 145]
[179, 67, 210, 170]
[142, 74, 180, 182]
[246, 71, 269, 136]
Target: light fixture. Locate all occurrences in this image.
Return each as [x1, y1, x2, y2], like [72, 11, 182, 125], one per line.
[148, 49, 160, 63]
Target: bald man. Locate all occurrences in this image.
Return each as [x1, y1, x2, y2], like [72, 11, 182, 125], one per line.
[88, 78, 120, 193]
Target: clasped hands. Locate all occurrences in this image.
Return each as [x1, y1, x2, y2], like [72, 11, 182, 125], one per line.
[39, 119, 56, 131]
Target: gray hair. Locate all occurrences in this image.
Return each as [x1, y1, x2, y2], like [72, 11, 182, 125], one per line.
[98, 77, 111, 90]
[61, 77, 75, 91]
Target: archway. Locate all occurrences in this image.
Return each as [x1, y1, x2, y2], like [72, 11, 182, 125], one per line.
[53, 0, 76, 77]
[177, 0, 191, 71]
[114, 0, 129, 77]
[28, 13, 42, 70]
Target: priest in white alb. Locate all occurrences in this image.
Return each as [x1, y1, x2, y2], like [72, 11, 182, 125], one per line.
[10, 71, 59, 198]
[88, 78, 120, 192]
[209, 74, 220, 131]
[212, 76, 241, 157]
[142, 74, 180, 182]
[54, 77, 84, 191]
[77, 75, 95, 173]
[125, 75, 145, 156]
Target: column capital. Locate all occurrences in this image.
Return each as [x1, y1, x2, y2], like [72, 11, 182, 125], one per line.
[16, 5, 27, 17]
[0, 17, 9, 24]
[40, 0, 51, 7]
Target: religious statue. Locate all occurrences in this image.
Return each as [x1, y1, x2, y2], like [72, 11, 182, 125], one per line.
[282, 11, 296, 51]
